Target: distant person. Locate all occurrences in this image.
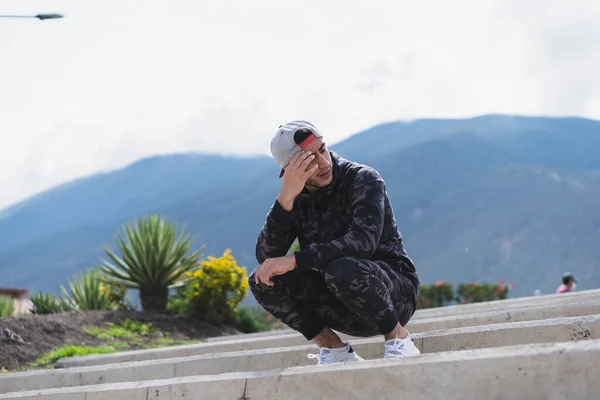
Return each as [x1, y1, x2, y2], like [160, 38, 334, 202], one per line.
[249, 120, 421, 365]
[556, 272, 577, 294]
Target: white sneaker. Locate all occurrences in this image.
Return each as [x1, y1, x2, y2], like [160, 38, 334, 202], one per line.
[308, 342, 364, 365]
[384, 334, 421, 359]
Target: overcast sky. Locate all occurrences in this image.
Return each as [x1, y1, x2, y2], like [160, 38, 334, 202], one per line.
[1, 0, 598, 209]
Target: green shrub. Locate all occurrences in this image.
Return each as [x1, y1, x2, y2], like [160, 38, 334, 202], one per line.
[233, 306, 280, 333]
[417, 281, 454, 309]
[166, 294, 189, 315]
[417, 279, 514, 308]
[184, 249, 248, 324]
[97, 214, 203, 312]
[60, 269, 114, 311]
[30, 292, 71, 314]
[455, 280, 513, 304]
[0, 295, 14, 318]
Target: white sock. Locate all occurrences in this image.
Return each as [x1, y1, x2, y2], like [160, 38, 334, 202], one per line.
[327, 343, 350, 353]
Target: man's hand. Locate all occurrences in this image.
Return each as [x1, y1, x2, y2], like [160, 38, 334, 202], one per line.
[277, 151, 318, 210]
[254, 254, 296, 286]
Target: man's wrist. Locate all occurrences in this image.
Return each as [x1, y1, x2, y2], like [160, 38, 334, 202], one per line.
[277, 191, 295, 211]
[288, 254, 297, 269]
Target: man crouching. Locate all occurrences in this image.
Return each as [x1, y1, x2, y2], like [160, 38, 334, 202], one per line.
[249, 120, 421, 364]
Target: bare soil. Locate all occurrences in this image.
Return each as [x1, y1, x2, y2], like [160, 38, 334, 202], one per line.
[0, 310, 239, 370]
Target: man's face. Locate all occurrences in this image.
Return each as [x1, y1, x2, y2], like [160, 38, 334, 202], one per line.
[287, 138, 333, 189]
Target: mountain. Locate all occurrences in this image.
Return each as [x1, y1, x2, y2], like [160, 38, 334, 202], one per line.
[0, 154, 273, 253]
[1, 114, 599, 300]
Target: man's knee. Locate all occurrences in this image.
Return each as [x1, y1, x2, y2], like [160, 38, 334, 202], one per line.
[248, 268, 288, 297]
[322, 256, 367, 284]
[247, 269, 260, 294]
[247, 269, 278, 307]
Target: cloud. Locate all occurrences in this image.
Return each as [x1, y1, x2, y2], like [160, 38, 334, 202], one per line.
[492, 0, 600, 115]
[0, 0, 599, 209]
[356, 62, 393, 95]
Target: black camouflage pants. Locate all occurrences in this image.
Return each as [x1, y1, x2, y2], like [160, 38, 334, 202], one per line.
[248, 256, 419, 341]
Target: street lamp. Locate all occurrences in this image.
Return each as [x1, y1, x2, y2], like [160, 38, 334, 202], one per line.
[0, 13, 64, 20]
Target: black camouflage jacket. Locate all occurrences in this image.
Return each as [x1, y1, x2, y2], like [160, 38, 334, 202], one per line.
[256, 151, 418, 279]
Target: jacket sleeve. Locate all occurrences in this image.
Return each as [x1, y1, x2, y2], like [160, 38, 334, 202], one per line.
[293, 170, 386, 271]
[256, 200, 298, 265]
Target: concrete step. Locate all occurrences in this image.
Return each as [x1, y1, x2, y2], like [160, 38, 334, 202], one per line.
[52, 298, 600, 368]
[3, 314, 597, 394]
[207, 289, 600, 342]
[405, 298, 600, 333]
[204, 290, 600, 342]
[202, 329, 294, 342]
[2, 339, 598, 399]
[413, 288, 600, 319]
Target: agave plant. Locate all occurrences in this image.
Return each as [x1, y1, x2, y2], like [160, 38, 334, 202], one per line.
[30, 292, 72, 314]
[96, 214, 203, 312]
[0, 295, 14, 318]
[61, 269, 114, 311]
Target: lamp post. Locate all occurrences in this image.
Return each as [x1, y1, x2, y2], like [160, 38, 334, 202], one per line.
[0, 13, 64, 20]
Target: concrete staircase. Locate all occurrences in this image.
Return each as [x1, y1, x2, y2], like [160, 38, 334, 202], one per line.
[1, 289, 599, 399]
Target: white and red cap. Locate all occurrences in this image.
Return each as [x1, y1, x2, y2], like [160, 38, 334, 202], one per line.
[270, 120, 323, 177]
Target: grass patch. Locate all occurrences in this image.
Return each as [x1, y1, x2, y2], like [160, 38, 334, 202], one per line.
[32, 345, 117, 367]
[82, 318, 200, 350]
[21, 318, 204, 371]
[83, 325, 136, 340]
[110, 341, 130, 349]
[120, 319, 153, 335]
[83, 319, 153, 340]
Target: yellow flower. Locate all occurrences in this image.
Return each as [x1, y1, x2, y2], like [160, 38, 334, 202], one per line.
[184, 249, 248, 315]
